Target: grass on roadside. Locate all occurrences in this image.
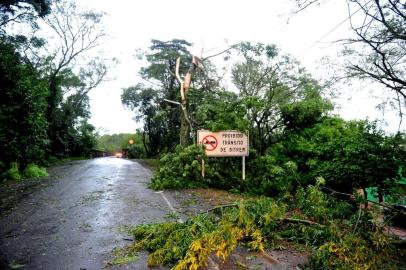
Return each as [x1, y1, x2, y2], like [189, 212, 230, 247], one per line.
[135, 159, 159, 171]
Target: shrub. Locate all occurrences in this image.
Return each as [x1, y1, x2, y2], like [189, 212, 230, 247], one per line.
[4, 162, 21, 181]
[151, 145, 262, 192]
[203, 156, 247, 191]
[23, 163, 48, 179]
[246, 155, 298, 196]
[280, 118, 406, 195]
[127, 144, 146, 159]
[150, 145, 206, 190]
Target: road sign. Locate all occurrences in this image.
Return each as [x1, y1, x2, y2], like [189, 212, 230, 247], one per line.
[202, 135, 218, 151]
[197, 130, 249, 157]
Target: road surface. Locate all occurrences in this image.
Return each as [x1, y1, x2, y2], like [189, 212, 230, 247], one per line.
[0, 158, 174, 270]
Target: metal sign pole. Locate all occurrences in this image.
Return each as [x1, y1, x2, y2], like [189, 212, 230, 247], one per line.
[242, 156, 245, 180]
[202, 159, 205, 178]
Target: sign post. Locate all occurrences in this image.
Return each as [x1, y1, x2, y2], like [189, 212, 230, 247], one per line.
[197, 130, 249, 180]
[242, 156, 245, 180]
[202, 159, 205, 178]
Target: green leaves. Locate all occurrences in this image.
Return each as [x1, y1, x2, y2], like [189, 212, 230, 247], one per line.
[121, 182, 403, 269]
[23, 163, 48, 179]
[192, 89, 249, 132]
[150, 145, 206, 190]
[279, 116, 406, 194]
[0, 40, 49, 169]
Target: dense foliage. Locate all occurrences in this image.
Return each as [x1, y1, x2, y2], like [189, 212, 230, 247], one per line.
[151, 145, 206, 190]
[122, 37, 406, 268]
[278, 117, 406, 194]
[151, 111, 406, 199]
[0, 40, 49, 169]
[0, 0, 101, 180]
[122, 40, 196, 156]
[139, 41, 406, 217]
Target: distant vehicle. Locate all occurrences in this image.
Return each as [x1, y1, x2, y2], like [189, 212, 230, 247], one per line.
[115, 152, 123, 158]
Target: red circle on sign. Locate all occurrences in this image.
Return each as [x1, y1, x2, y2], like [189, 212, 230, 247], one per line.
[202, 135, 218, 151]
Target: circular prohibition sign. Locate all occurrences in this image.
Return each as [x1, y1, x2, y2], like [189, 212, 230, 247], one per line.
[202, 135, 218, 151]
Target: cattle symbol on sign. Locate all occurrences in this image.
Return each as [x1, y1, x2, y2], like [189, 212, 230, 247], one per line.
[202, 135, 217, 151]
[198, 130, 249, 180]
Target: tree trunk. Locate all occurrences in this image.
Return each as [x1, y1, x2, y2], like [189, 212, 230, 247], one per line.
[180, 103, 190, 147]
[175, 57, 192, 147]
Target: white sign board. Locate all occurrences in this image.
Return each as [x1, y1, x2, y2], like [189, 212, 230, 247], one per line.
[197, 130, 249, 157]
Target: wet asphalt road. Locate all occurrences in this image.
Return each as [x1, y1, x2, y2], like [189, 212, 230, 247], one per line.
[0, 158, 173, 270]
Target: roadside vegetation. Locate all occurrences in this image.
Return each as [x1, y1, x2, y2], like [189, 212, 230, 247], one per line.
[120, 113, 406, 268]
[117, 1, 406, 269]
[0, 0, 109, 181]
[124, 181, 405, 269]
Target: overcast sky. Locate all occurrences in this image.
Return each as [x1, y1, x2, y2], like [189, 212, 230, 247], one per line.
[74, 0, 403, 134]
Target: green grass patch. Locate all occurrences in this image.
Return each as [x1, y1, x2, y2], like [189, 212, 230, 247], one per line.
[23, 163, 48, 179]
[4, 162, 21, 181]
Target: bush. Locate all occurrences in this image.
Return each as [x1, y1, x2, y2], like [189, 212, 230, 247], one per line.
[4, 162, 21, 181]
[151, 145, 262, 192]
[277, 117, 406, 195]
[150, 145, 206, 190]
[23, 163, 48, 179]
[203, 156, 247, 191]
[150, 144, 300, 196]
[127, 144, 146, 159]
[246, 155, 298, 196]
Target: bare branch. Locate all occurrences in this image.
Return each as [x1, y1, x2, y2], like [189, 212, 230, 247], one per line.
[294, 0, 320, 13]
[202, 45, 234, 61]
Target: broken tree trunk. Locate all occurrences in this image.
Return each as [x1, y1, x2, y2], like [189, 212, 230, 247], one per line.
[175, 56, 203, 147]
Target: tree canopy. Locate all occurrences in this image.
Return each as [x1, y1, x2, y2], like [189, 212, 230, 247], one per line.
[0, 0, 104, 178]
[294, 0, 406, 114]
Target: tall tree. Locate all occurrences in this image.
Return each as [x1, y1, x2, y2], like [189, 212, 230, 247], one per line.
[344, 0, 406, 102]
[231, 42, 331, 154]
[0, 0, 50, 171]
[0, 39, 49, 169]
[30, 0, 107, 156]
[122, 85, 163, 156]
[293, 0, 406, 114]
[123, 39, 193, 155]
